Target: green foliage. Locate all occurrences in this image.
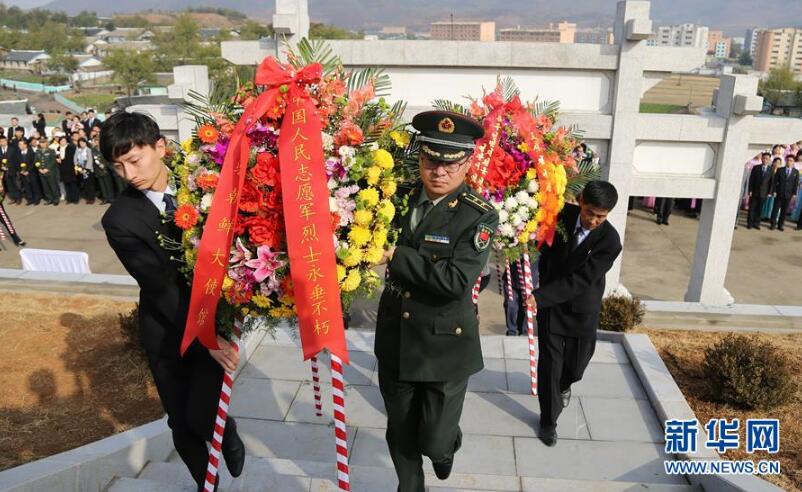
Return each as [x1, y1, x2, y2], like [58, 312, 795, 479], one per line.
[599, 294, 645, 332]
[152, 14, 202, 65]
[639, 103, 686, 114]
[104, 49, 156, 98]
[738, 51, 753, 67]
[347, 67, 391, 97]
[309, 22, 361, 40]
[287, 38, 342, 76]
[183, 6, 247, 20]
[759, 67, 802, 108]
[431, 99, 470, 115]
[47, 52, 79, 73]
[69, 10, 98, 27]
[703, 334, 797, 410]
[239, 20, 274, 41]
[565, 157, 601, 202]
[68, 92, 118, 113]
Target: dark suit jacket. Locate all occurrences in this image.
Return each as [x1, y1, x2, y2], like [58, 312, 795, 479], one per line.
[748, 164, 773, 198]
[83, 118, 102, 134]
[16, 149, 35, 175]
[7, 126, 24, 138]
[0, 146, 11, 170]
[102, 186, 190, 358]
[773, 167, 800, 200]
[534, 203, 622, 338]
[376, 182, 498, 382]
[59, 143, 78, 183]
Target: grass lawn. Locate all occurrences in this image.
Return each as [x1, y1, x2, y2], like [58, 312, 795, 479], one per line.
[0, 70, 48, 84]
[0, 291, 162, 471]
[638, 328, 802, 492]
[639, 103, 688, 114]
[64, 92, 119, 113]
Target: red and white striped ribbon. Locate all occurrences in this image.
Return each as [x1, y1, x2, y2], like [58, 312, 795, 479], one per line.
[517, 258, 526, 292]
[330, 353, 350, 491]
[504, 258, 514, 302]
[522, 252, 538, 396]
[494, 251, 504, 296]
[471, 276, 481, 306]
[311, 356, 323, 417]
[0, 204, 18, 236]
[203, 338, 239, 492]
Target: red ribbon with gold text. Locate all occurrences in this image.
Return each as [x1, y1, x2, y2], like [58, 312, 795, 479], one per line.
[181, 57, 348, 366]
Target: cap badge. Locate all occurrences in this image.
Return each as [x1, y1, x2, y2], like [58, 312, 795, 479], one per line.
[438, 117, 455, 134]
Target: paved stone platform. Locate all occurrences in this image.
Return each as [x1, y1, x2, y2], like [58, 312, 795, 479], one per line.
[106, 327, 698, 492]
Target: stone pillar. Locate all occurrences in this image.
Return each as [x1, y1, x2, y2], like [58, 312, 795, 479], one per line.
[603, 1, 652, 294]
[273, 0, 310, 62]
[685, 75, 763, 304]
[168, 65, 210, 142]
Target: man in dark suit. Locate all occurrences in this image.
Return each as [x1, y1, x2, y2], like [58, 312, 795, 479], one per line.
[16, 138, 42, 205]
[0, 136, 19, 204]
[99, 112, 245, 492]
[747, 153, 774, 229]
[5, 130, 25, 205]
[7, 117, 24, 139]
[770, 155, 800, 231]
[375, 111, 498, 491]
[529, 181, 622, 447]
[654, 197, 674, 225]
[83, 109, 102, 134]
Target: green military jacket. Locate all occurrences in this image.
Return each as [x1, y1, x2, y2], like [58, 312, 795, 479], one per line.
[92, 147, 110, 177]
[375, 182, 499, 382]
[35, 148, 58, 175]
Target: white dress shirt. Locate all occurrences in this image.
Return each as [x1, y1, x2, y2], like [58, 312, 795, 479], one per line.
[143, 184, 176, 214]
[574, 216, 591, 248]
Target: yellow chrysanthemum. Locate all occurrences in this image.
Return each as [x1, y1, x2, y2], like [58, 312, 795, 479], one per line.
[535, 209, 546, 222]
[241, 307, 250, 316]
[269, 306, 295, 318]
[252, 295, 272, 309]
[372, 228, 388, 248]
[373, 149, 394, 170]
[177, 189, 192, 206]
[358, 187, 380, 207]
[181, 138, 193, 153]
[518, 142, 529, 152]
[337, 264, 346, 281]
[390, 131, 410, 148]
[377, 200, 395, 222]
[222, 276, 234, 291]
[354, 209, 373, 226]
[366, 166, 381, 186]
[364, 246, 384, 264]
[185, 249, 197, 267]
[518, 231, 530, 244]
[380, 178, 397, 197]
[526, 168, 537, 180]
[279, 293, 295, 306]
[341, 248, 363, 267]
[349, 225, 372, 246]
[526, 220, 538, 233]
[341, 269, 361, 292]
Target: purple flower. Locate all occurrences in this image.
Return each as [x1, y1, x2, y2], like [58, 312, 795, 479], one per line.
[202, 138, 229, 166]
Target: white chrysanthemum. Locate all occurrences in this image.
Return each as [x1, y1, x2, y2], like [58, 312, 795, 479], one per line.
[528, 196, 539, 209]
[527, 179, 539, 194]
[338, 145, 355, 159]
[498, 210, 509, 224]
[368, 141, 379, 151]
[515, 190, 530, 204]
[329, 196, 340, 213]
[504, 197, 518, 211]
[200, 193, 213, 212]
[492, 199, 504, 211]
[321, 132, 334, 152]
[499, 223, 515, 238]
[511, 214, 523, 227]
[515, 209, 530, 223]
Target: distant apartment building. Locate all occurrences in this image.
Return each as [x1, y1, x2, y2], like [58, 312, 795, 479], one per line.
[574, 28, 614, 45]
[707, 30, 724, 54]
[754, 27, 802, 74]
[498, 22, 576, 43]
[381, 26, 407, 36]
[649, 24, 708, 49]
[713, 38, 732, 58]
[430, 21, 496, 41]
[745, 27, 764, 57]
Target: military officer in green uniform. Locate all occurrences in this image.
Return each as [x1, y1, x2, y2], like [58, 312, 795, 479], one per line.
[91, 136, 115, 204]
[376, 111, 498, 492]
[36, 138, 60, 205]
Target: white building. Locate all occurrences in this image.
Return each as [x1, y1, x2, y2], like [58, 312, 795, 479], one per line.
[745, 27, 764, 58]
[654, 23, 709, 49]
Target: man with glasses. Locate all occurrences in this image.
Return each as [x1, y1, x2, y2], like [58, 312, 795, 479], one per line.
[375, 111, 499, 492]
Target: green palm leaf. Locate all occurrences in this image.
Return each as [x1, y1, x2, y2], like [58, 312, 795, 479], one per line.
[499, 75, 520, 102]
[285, 37, 341, 75]
[565, 157, 601, 201]
[346, 66, 391, 97]
[431, 99, 470, 115]
[531, 98, 561, 120]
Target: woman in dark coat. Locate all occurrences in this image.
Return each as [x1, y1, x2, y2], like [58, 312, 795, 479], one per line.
[33, 113, 47, 138]
[57, 136, 79, 204]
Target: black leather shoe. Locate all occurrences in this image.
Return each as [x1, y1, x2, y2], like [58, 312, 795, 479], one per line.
[222, 419, 245, 478]
[778, 227, 784, 232]
[432, 429, 462, 480]
[561, 388, 571, 408]
[540, 426, 557, 447]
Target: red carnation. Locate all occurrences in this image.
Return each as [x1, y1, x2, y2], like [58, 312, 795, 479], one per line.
[238, 180, 262, 213]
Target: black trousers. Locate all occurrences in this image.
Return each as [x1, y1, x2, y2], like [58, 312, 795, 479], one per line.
[21, 172, 42, 204]
[63, 181, 80, 203]
[140, 321, 234, 488]
[655, 197, 674, 223]
[770, 196, 791, 228]
[378, 367, 467, 492]
[748, 195, 764, 227]
[96, 173, 115, 202]
[81, 172, 96, 202]
[537, 319, 596, 430]
[4, 170, 21, 202]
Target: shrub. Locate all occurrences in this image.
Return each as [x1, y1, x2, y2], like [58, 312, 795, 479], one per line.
[599, 294, 645, 332]
[703, 334, 797, 410]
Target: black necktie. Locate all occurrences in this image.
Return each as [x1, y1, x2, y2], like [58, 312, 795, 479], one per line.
[163, 193, 177, 214]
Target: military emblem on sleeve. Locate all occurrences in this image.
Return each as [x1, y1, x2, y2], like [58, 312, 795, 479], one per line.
[474, 223, 494, 251]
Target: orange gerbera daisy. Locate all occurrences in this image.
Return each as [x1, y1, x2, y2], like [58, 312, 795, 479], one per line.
[174, 204, 199, 230]
[198, 124, 219, 144]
